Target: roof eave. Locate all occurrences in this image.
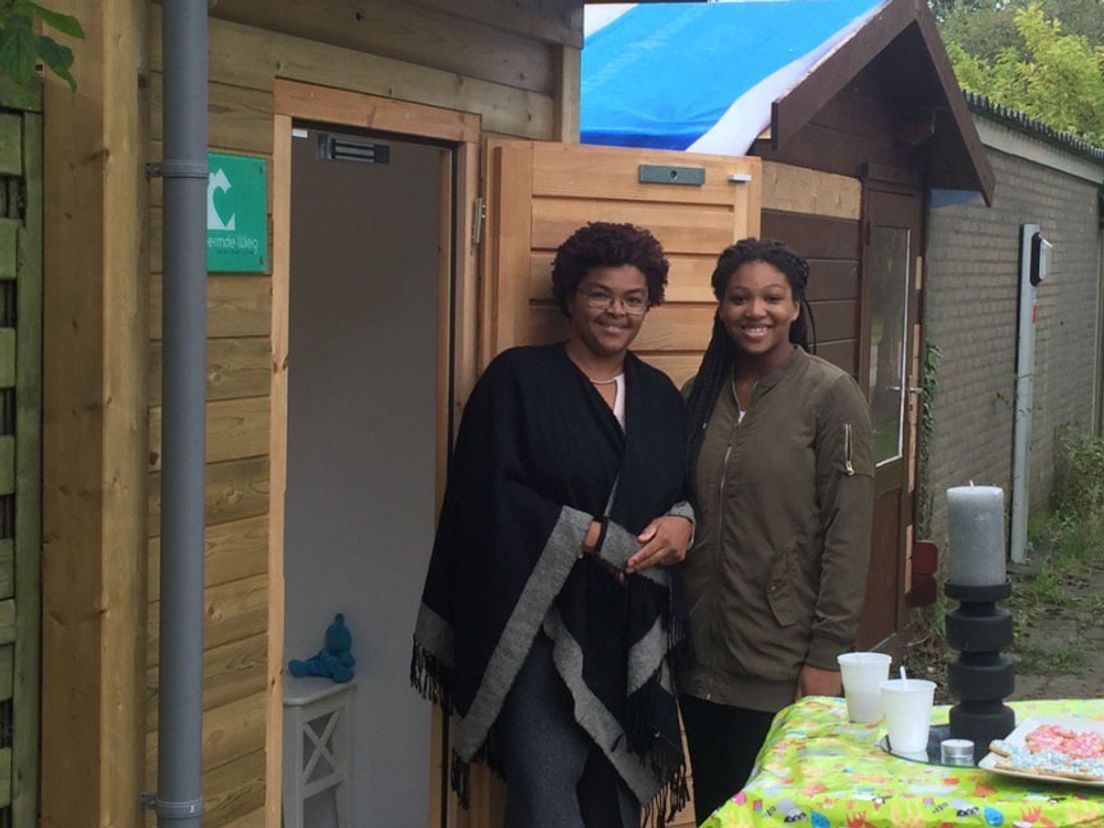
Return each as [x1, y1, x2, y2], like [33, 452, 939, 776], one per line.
[771, 0, 995, 205]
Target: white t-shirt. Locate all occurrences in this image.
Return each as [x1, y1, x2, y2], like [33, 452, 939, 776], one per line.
[612, 374, 626, 429]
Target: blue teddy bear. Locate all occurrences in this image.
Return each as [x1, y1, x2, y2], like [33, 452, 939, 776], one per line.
[288, 613, 356, 683]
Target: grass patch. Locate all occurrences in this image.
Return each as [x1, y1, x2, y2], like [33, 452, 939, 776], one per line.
[1007, 430, 1104, 671]
[1014, 644, 1087, 674]
[1012, 511, 1103, 600]
[1008, 516, 1102, 641]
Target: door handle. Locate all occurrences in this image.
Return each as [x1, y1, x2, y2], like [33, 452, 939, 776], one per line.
[888, 386, 923, 395]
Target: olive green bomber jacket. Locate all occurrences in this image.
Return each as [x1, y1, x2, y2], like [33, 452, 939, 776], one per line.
[678, 348, 874, 713]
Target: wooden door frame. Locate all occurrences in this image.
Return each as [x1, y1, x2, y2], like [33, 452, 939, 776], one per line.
[268, 79, 481, 828]
[859, 179, 924, 650]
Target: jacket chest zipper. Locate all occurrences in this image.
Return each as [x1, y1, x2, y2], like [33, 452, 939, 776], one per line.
[716, 442, 732, 552]
[715, 407, 744, 553]
[706, 420, 739, 700]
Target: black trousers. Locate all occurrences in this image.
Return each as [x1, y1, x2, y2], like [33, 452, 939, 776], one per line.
[679, 695, 776, 822]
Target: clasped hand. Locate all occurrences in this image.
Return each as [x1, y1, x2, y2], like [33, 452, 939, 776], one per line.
[625, 515, 693, 575]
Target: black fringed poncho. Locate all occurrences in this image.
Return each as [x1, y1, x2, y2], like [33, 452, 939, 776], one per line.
[412, 343, 691, 823]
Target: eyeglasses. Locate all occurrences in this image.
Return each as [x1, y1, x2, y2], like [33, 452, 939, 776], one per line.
[578, 286, 649, 316]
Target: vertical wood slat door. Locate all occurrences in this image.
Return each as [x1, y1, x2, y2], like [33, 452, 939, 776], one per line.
[481, 140, 761, 384]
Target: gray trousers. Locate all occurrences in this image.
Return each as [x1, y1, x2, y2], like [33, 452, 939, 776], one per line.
[498, 634, 639, 828]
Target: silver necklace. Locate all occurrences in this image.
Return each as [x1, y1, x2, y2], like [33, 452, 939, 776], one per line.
[589, 374, 621, 386]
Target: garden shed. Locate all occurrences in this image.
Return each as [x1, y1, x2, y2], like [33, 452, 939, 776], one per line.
[37, 1, 993, 827]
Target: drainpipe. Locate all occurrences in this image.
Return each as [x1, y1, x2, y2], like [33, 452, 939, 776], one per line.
[147, 0, 208, 825]
[1010, 223, 1045, 565]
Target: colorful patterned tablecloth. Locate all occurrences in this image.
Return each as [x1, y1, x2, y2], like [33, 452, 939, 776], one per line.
[702, 698, 1104, 828]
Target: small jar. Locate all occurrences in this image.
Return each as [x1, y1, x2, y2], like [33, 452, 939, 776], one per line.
[941, 738, 975, 766]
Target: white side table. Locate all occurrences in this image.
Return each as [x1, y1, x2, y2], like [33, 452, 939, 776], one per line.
[282, 676, 356, 828]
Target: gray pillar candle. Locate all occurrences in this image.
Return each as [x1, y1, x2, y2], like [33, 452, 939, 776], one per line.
[947, 485, 1007, 586]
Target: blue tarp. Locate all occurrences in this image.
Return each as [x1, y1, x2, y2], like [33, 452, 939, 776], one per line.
[582, 1, 887, 154]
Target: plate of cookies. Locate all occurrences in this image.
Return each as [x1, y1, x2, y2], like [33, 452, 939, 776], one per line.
[980, 717, 1104, 786]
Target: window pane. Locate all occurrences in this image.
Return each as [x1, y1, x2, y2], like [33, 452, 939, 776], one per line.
[868, 226, 909, 466]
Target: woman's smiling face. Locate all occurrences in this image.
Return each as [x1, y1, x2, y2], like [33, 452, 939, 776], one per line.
[719, 260, 800, 361]
[566, 263, 649, 359]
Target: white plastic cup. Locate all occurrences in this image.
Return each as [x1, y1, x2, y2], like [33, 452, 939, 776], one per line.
[880, 678, 936, 754]
[837, 652, 892, 723]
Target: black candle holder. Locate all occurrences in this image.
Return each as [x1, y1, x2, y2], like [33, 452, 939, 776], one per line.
[945, 580, 1016, 763]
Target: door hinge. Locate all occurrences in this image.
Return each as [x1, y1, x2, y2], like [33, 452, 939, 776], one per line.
[472, 197, 487, 245]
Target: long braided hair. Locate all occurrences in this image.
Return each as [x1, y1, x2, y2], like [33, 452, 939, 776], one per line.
[685, 238, 817, 480]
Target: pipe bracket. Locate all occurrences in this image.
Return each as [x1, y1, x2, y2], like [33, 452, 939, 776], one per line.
[140, 791, 205, 818]
[145, 160, 209, 180]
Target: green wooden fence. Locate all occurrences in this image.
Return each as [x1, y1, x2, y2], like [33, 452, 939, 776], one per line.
[0, 78, 41, 828]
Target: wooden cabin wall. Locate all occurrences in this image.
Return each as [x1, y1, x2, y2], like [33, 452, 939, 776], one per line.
[759, 161, 863, 375]
[756, 59, 922, 183]
[144, 3, 578, 827]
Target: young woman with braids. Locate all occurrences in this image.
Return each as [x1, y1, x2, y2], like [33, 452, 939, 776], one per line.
[675, 238, 874, 821]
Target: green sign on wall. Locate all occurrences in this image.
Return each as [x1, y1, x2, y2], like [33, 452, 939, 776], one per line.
[207, 152, 268, 273]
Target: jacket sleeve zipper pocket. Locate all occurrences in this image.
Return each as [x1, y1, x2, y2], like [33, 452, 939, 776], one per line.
[843, 422, 855, 476]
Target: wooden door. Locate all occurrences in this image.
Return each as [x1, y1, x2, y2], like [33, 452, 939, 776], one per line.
[480, 140, 761, 381]
[855, 184, 923, 650]
[468, 140, 761, 828]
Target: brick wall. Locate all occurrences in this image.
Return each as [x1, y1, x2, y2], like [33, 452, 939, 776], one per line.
[923, 143, 1101, 548]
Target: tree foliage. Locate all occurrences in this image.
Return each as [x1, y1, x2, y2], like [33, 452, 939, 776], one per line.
[941, 2, 1020, 61]
[0, 1, 83, 91]
[937, 0, 1104, 59]
[943, 3, 1104, 143]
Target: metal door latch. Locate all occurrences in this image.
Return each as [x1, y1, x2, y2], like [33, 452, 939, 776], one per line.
[639, 164, 705, 186]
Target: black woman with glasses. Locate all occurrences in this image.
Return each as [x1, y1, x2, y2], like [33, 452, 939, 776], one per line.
[413, 222, 694, 827]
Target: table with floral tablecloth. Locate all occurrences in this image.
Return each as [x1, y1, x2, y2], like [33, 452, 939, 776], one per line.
[701, 697, 1104, 828]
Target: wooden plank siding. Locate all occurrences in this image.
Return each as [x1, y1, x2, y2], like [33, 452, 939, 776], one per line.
[756, 59, 923, 183]
[41, 4, 150, 828]
[759, 164, 869, 386]
[148, 338, 272, 405]
[142, 3, 576, 826]
[207, 0, 558, 94]
[151, 9, 559, 142]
